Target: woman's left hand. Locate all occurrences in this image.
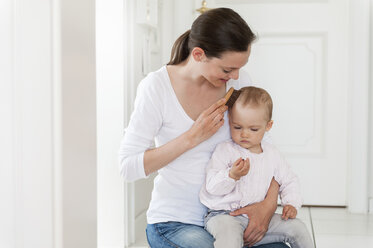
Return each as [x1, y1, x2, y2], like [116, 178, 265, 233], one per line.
[230, 201, 273, 247]
[230, 178, 279, 247]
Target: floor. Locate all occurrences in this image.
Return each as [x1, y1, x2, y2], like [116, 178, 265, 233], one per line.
[130, 207, 373, 248]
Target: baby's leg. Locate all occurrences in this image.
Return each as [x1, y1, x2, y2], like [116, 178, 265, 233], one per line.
[253, 214, 314, 248]
[205, 214, 248, 248]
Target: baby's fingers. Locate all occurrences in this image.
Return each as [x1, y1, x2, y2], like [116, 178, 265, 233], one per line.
[243, 159, 250, 171]
[233, 158, 243, 167]
[288, 208, 297, 219]
[282, 206, 297, 220]
[282, 207, 290, 220]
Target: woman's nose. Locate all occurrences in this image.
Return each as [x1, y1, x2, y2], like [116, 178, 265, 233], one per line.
[230, 70, 239, 80]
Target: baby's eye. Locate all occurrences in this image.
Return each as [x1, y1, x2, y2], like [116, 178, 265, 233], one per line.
[251, 128, 259, 132]
[234, 126, 241, 130]
[223, 69, 232, 73]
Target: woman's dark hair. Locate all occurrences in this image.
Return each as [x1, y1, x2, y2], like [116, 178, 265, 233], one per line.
[168, 8, 256, 65]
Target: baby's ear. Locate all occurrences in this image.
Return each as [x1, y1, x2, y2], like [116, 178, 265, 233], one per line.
[266, 120, 273, 131]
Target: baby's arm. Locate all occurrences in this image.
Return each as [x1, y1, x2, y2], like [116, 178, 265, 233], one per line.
[273, 150, 302, 216]
[282, 205, 297, 220]
[205, 143, 242, 195]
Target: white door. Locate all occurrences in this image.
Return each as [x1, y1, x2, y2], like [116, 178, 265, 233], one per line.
[208, 0, 349, 205]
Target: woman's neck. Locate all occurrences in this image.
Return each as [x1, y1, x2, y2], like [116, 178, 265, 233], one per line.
[170, 57, 209, 88]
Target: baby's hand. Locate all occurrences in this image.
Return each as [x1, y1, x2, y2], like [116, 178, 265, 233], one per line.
[229, 157, 250, 181]
[282, 205, 297, 220]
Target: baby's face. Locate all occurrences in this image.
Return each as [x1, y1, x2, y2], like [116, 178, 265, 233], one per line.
[229, 103, 272, 153]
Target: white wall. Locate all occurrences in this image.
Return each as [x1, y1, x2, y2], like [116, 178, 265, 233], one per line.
[0, 0, 97, 247]
[159, 0, 199, 64]
[96, 0, 127, 247]
[0, 1, 54, 247]
[369, 0, 373, 206]
[96, 0, 164, 246]
[60, 0, 97, 247]
[0, 0, 16, 246]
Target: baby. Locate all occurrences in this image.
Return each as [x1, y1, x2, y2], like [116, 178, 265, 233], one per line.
[199, 86, 314, 248]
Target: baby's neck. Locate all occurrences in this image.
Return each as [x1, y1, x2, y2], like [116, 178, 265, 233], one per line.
[248, 145, 263, 154]
[247, 143, 263, 154]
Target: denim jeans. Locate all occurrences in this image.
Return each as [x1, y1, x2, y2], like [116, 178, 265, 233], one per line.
[146, 222, 290, 248]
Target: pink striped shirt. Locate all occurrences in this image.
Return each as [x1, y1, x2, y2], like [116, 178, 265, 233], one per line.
[199, 139, 302, 211]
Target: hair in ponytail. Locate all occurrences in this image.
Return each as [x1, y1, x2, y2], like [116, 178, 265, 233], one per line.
[168, 30, 191, 65]
[168, 8, 256, 65]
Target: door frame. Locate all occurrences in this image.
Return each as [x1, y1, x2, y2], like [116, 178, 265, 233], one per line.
[347, 0, 370, 213]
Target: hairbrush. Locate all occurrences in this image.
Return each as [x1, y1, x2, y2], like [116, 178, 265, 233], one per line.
[224, 87, 241, 108]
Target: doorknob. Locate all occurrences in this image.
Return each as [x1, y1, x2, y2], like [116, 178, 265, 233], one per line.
[196, 0, 210, 14]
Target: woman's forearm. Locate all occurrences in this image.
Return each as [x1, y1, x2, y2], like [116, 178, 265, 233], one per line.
[144, 99, 227, 176]
[143, 131, 195, 176]
[264, 178, 280, 212]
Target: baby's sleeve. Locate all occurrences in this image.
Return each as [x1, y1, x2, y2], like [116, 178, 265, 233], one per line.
[273, 150, 303, 210]
[204, 143, 238, 196]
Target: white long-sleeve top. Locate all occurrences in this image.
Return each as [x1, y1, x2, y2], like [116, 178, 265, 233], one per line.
[119, 65, 251, 226]
[199, 139, 302, 211]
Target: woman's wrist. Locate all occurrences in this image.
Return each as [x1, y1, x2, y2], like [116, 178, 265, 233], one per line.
[263, 179, 280, 212]
[262, 195, 277, 213]
[144, 131, 198, 175]
[184, 130, 199, 149]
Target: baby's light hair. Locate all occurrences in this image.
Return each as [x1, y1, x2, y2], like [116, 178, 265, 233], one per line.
[233, 86, 273, 121]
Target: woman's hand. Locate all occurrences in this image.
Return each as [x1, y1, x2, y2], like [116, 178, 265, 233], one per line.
[230, 201, 273, 247]
[230, 178, 279, 247]
[186, 98, 228, 148]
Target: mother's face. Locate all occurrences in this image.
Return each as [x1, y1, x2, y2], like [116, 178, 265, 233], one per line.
[201, 47, 251, 88]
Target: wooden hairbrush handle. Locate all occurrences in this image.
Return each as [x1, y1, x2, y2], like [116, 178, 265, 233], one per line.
[224, 87, 234, 104]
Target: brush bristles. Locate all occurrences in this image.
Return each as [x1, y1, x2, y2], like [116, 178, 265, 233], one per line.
[226, 89, 241, 109]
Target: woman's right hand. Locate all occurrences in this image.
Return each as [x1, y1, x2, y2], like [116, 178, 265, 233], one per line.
[186, 98, 228, 148]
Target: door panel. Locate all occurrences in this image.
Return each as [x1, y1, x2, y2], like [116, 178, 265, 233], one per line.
[212, 0, 349, 205]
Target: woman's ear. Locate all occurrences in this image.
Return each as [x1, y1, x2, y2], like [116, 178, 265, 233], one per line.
[191, 47, 206, 62]
[266, 120, 273, 131]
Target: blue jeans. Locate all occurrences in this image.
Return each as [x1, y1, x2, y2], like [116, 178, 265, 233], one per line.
[146, 222, 289, 248]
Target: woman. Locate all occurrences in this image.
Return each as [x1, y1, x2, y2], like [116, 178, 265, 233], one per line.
[119, 8, 289, 248]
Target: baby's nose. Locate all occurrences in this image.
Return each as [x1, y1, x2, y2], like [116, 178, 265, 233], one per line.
[241, 130, 249, 137]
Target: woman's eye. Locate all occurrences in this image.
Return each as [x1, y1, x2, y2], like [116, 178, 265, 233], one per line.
[223, 69, 232, 73]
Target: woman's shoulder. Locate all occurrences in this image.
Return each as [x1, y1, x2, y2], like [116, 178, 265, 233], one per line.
[140, 65, 168, 85]
[137, 66, 169, 95]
